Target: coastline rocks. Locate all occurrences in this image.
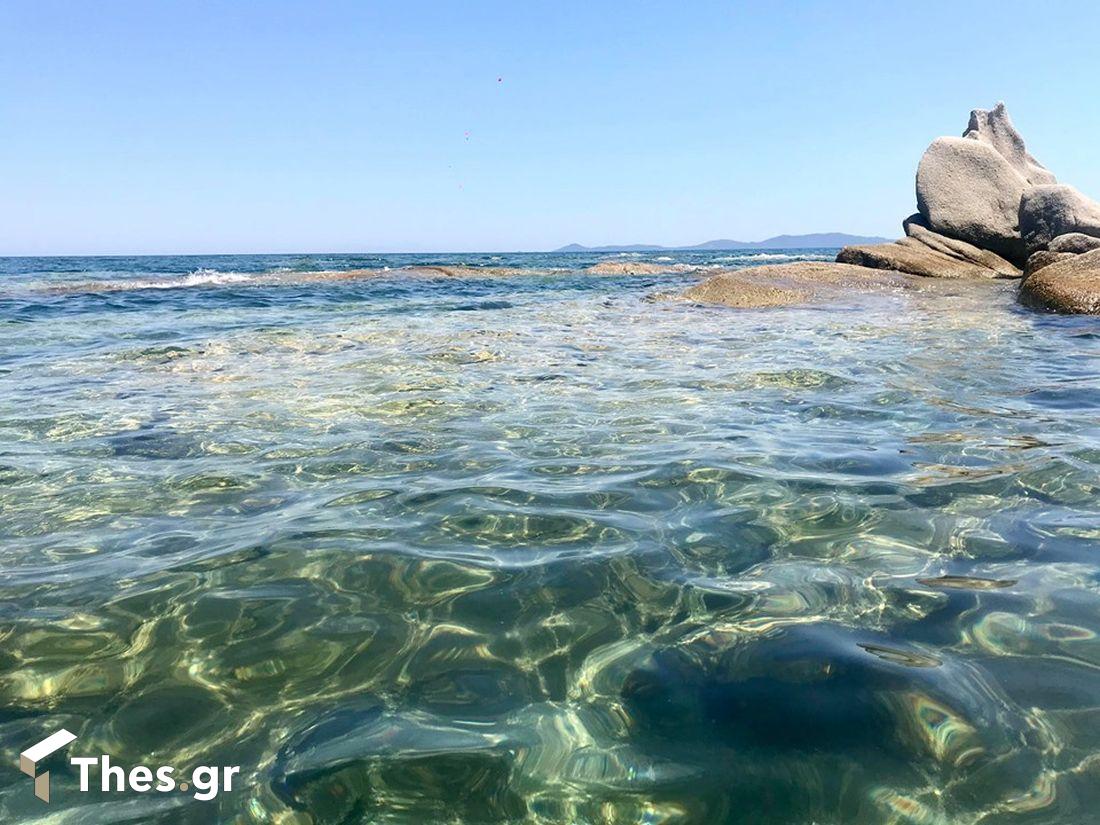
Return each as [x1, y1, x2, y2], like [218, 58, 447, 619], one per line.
[681, 261, 912, 308]
[837, 214, 1020, 279]
[1049, 233, 1100, 255]
[963, 102, 1056, 186]
[1019, 248, 1100, 314]
[586, 261, 693, 275]
[916, 136, 1029, 263]
[1019, 184, 1100, 253]
[837, 240, 995, 279]
[902, 214, 1021, 276]
[680, 103, 1100, 314]
[1023, 250, 1072, 279]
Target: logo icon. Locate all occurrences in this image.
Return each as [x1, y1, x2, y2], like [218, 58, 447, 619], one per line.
[20, 729, 77, 803]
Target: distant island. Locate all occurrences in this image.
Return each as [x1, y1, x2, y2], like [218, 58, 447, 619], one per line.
[553, 233, 892, 253]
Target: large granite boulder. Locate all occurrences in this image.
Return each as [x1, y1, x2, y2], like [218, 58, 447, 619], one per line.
[963, 103, 1056, 186]
[837, 214, 1020, 279]
[1019, 184, 1100, 253]
[916, 136, 1029, 263]
[1019, 248, 1100, 314]
[681, 261, 914, 308]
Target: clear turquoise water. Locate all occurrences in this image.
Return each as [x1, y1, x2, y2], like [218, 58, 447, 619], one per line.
[1, 251, 1099, 824]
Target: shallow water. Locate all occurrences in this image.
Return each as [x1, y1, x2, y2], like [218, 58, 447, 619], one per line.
[1, 250, 1099, 824]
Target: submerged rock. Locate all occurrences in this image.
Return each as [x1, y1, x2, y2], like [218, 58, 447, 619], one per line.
[586, 261, 695, 275]
[1019, 184, 1100, 253]
[963, 102, 1056, 186]
[1019, 247, 1100, 314]
[621, 623, 1015, 771]
[916, 136, 1029, 263]
[915, 575, 1017, 590]
[681, 261, 912, 308]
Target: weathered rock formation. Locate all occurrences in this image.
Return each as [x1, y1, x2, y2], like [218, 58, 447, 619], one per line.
[586, 261, 697, 275]
[915, 136, 1030, 262]
[1049, 233, 1100, 255]
[1019, 248, 1100, 314]
[682, 261, 915, 308]
[682, 103, 1100, 314]
[963, 102, 1056, 186]
[837, 213, 1019, 279]
[838, 102, 1100, 313]
[1023, 250, 1071, 279]
[1019, 184, 1100, 254]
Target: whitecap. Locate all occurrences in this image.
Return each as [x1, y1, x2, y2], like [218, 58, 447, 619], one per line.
[123, 269, 254, 290]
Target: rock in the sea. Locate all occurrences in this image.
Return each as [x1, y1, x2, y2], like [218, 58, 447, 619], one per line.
[902, 214, 1020, 277]
[1019, 248, 1100, 314]
[1019, 184, 1100, 253]
[586, 261, 693, 275]
[1023, 250, 1073, 279]
[916, 136, 1029, 263]
[963, 102, 1056, 186]
[838, 215, 1020, 279]
[837, 241, 991, 280]
[1049, 233, 1100, 255]
[681, 262, 913, 308]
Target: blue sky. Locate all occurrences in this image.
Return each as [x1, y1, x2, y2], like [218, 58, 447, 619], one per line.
[2, 1, 1099, 255]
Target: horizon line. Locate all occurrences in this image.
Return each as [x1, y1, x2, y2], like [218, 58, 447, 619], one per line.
[0, 233, 891, 260]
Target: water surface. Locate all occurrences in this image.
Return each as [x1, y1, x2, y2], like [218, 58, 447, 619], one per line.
[1, 251, 1099, 824]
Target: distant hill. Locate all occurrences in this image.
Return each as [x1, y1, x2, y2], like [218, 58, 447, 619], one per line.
[554, 233, 891, 253]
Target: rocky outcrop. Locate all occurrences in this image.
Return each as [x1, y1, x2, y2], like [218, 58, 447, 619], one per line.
[680, 103, 1100, 315]
[1019, 248, 1100, 314]
[1023, 250, 1072, 279]
[837, 240, 996, 279]
[963, 103, 1056, 186]
[1049, 233, 1100, 255]
[902, 214, 1020, 276]
[916, 136, 1029, 262]
[1019, 184, 1100, 253]
[837, 214, 1020, 279]
[682, 262, 914, 308]
[586, 261, 695, 275]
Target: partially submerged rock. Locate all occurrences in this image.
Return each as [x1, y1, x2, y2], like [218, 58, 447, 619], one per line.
[963, 102, 1056, 186]
[837, 240, 992, 280]
[1019, 248, 1100, 314]
[585, 261, 695, 275]
[1019, 184, 1100, 253]
[681, 261, 912, 308]
[902, 214, 1020, 276]
[838, 215, 1020, 279]
[916, 136, 1029, 263]
[678, 103, 1100, 314]
[1023, 250, 1072, 279]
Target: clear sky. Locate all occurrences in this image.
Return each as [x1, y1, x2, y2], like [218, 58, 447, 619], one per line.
[2, 1, 1099, 255]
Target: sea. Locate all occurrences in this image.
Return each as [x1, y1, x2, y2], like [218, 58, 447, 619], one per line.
[1, 249, 1099, 824]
